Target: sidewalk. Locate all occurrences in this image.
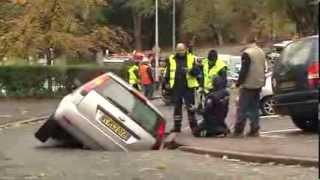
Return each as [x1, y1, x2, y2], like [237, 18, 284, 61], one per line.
[0, 98, 59, 126]
[175, 129, 318, 166]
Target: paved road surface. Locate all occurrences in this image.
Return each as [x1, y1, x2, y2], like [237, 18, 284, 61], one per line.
[0, 123, 317, 180]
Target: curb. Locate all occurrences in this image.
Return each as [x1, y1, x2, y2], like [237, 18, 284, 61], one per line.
[0, 115, 50, 129]
[179, 146, 318, 167]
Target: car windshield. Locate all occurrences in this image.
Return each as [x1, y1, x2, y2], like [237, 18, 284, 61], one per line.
[96, 79, 158, 135]
[280, 38, 315, 66]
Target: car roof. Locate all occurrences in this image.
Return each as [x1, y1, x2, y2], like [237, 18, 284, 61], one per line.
[304, 35, 319, 39]
[285, 35, 319, 47]
[273, 40, 293, 47]
[293, 35, 319, 42]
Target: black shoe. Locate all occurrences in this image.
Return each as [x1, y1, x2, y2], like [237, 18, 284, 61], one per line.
[230, 132, 244, 138]
[246, 131, 260, 137]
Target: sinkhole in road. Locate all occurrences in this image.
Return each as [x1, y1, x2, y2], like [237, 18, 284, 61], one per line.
[35, 130, 181, 152]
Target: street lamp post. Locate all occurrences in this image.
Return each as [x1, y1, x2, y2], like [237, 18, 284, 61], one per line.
[155, 0, 159, 82]
[172, 0, 176, 52]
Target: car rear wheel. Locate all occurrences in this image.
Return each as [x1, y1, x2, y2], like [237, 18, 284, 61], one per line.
[291, 114, 318, 133]
[34, 115, 57, 142]
[260, 96, 275, 116]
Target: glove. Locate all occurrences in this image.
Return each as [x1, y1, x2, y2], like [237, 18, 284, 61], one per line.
[164, 82, 171, 90]
[197, 87, 205, 94]
[182, 67, 189, 74]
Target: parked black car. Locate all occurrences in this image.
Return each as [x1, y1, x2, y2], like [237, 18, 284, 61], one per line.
[272, 35, 319, 132]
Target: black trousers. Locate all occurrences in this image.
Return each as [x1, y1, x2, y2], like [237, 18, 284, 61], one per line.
[172, 88, 198, 131]
[194, 95, 229, 137]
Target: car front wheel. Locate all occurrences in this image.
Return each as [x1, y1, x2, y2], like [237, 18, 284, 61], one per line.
[260, 96, 275, 116]
[291, 114, 318, 133]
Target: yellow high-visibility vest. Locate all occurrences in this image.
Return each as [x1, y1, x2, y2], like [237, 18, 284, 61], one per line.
[128, 65, 139, 85]
[168, 54, 199, 88]
[202, 58, 227, 91]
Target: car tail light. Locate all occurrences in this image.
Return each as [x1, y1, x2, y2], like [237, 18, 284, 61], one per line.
[307, 62, 319, 88]
[80, 74, 110, 96]
[152, 120, 166, 150]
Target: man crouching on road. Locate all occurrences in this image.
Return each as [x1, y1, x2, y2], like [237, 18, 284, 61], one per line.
[233, 39, 266, 137]
[164, 43, 200, 134]
[193, 76, 230, 137]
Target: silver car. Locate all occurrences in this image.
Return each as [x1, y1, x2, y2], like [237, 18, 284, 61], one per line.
[35, 73, 166, 151]
[260, 72, 275, 116]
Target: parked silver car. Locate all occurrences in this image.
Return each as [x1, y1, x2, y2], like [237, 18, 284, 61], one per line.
[35, 73, 166, 151]
[260, 72, 275, 116]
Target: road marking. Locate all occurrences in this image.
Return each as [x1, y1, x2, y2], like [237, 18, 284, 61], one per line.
[260, 134, 285, 138]
[182, 127, 189, 131]
[260, 115, 279, 119]
[261, 128, 301, 134]
[0, 115, 12, 118]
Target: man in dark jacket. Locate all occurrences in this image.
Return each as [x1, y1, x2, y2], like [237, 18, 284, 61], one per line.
[164, 43, 200, 133]
[193, 76, 230, 137]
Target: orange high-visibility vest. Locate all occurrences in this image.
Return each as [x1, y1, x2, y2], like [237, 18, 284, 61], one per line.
[139, 64, 153, 85]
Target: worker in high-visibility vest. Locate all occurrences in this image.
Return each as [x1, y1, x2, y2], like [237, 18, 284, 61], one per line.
[164, 43, 201, 133]
[139, 58, 154, 99]
[201, 49, 228, 93]
[127, 52, 143, 90]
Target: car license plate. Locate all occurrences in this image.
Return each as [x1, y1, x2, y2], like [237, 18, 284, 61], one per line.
[100, 116, 130, 141]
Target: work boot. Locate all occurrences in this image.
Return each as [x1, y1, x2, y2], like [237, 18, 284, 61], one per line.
[247, 124, 260, 137]
[230, 129, 244, 138]
[246, 128, 260, 137]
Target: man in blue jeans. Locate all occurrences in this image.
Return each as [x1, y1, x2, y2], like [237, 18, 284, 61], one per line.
[233, 40, 266, 137]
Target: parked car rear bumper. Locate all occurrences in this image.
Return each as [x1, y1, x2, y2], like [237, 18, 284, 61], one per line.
[273, 90, 318, 116]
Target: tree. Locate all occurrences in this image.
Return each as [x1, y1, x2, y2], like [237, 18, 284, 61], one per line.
[0, 0, 131, 61]
[109, 0, 170, 50]
[266, 0, 319, 36]
[125, 0, 154, 50]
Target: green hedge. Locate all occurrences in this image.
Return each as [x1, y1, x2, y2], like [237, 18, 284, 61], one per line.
[0, 64, 129, 98]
